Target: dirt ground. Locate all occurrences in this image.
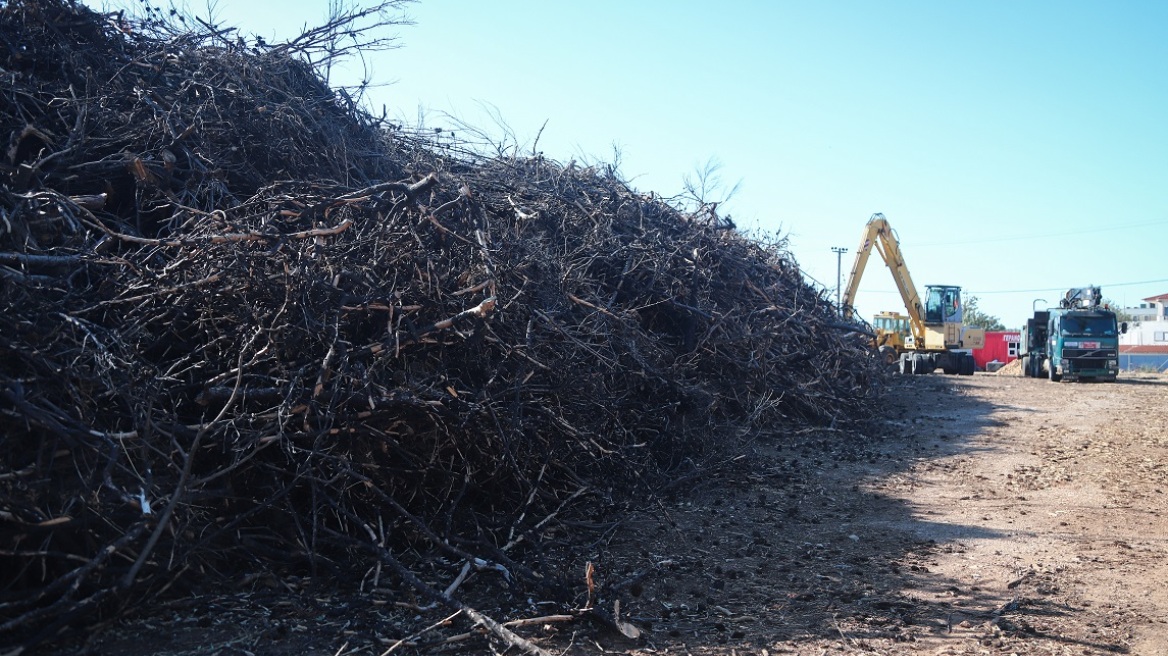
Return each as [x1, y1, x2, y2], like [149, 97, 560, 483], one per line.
[46, 370, 1168, 655]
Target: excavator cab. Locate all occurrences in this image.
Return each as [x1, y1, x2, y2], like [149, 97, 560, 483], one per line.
[924, 285, 962, 325]
[871, 311, 912, 364]
[923, 284, 984, 351]
[872, 311, 912, 341]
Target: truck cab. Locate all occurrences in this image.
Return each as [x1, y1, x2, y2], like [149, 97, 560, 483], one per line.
[1020, 286, 1125, 382]
[1046, 309, 1122, 382]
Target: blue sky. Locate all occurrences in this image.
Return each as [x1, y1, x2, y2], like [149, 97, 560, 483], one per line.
[110, 0, 1168, 328]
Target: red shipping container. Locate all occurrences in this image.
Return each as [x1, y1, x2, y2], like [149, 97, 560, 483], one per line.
[974, 331, 1021, 371]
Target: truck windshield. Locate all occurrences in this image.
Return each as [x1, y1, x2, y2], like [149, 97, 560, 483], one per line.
[1059, 315, 1117, 336]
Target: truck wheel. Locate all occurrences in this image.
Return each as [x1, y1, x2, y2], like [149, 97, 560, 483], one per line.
[878, 345, 897, 366]
[1020, 356, 1030, 377]
[1048, 363, 1062, 383]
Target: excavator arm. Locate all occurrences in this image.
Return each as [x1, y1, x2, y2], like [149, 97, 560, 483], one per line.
[840, 213, 926, 345]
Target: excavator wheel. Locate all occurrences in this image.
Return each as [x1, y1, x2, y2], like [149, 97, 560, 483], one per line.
[899, 356, 914, 375]
[959, 354, 975, 375]
[878, 345, 898, 366]
[917, 356, 936, 375]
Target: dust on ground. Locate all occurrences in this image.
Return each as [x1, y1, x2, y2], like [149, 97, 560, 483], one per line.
[53, 372, 1168, 655]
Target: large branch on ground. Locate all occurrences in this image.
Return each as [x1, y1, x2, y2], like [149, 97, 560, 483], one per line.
[329, 530, 553, 656]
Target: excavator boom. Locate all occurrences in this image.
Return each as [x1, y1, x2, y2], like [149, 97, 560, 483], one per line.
[840, 213, 926, 345]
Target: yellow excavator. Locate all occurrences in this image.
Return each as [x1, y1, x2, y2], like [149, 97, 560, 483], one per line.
[869, 310, 913, 362]
[840, 213, 984, 375]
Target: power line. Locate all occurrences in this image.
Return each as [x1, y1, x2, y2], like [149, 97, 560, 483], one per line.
[908, 218, 1168, 248]
[858, 277, 1168, 296]
[967, 278, 1168, 295]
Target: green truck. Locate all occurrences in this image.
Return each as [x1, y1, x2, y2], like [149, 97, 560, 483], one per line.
[1019, 286, 1126, 382]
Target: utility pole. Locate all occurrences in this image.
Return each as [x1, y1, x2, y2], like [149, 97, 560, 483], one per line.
[831, 246, 848, 316]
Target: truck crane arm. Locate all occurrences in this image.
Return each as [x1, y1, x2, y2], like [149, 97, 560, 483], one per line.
[840, 213, 926, 345]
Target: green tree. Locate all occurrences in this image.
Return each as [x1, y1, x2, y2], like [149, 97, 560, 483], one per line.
[963, 295, 1005, 331]
[1102, 298, 1133, 322]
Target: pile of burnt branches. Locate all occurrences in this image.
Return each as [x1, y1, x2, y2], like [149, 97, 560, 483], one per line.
[0, 0, 887, 650]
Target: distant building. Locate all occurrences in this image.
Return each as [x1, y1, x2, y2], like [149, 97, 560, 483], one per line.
[1126, 304, 1159, 322]
[1124, 293, 1167, 321]
[973, 330, 1020, 371]
[1119, 292, 1168, 371]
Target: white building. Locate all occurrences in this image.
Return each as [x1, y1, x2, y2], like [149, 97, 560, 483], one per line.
[1119, 292, 1168, 370]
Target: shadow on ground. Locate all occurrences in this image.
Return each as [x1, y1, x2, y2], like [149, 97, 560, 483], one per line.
[555, 373, 1131, 655]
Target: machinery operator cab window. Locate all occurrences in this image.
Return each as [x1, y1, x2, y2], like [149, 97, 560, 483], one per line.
[925, 286, 962, 324]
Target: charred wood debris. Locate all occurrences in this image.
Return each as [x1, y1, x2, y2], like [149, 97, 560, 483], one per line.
[0, 0, 889, 651]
